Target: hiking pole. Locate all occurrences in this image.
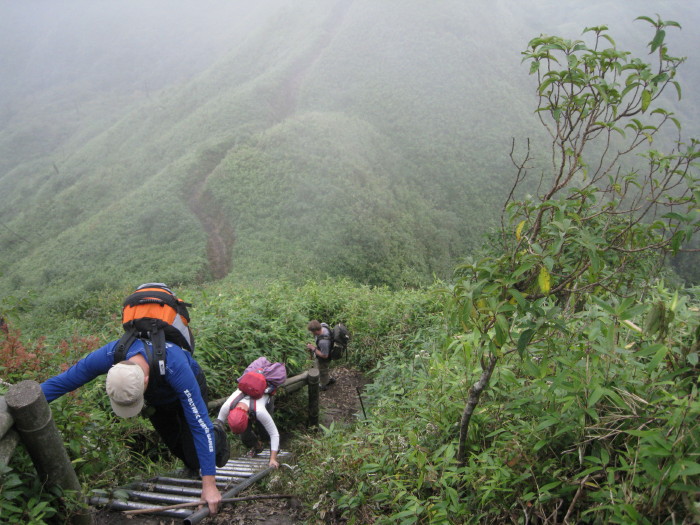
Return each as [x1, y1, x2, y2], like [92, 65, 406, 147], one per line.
[122, 493, 295, 515]
[356, 387, 367, 419]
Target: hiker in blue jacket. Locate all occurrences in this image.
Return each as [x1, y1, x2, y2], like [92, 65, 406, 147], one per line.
[41, 289, 229, 515]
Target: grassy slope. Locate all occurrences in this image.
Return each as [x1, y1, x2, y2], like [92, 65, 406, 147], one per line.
[1, 0, 698, 306]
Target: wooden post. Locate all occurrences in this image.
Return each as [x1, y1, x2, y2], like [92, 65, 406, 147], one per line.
[6, 380, 93, 525]
[0, 396, 19, 466]
[307, 368, 319, 426]
[0, 396, 13, 436]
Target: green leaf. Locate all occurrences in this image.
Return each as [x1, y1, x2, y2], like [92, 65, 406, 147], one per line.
[517, 329, 535, 357]
[636, 343, 666, 358]
[647, 345, 668, 371]
[641, 90, 652, 112]
[536, 417, 559, 431]
[672, 80, 682, 100]
[540, 481, 562, 493]
[587, 385, 605, 407]
[513, 260, 536, 278]
[591, 296, 616, 315]
[508, 288, 527, 308]
[538, 266, 551, 294]
[649, 29, 666, 53]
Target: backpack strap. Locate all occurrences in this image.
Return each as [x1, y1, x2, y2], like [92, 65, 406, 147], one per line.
[113, 325, 165, 382]
[316, 326, 332, 347]
[113, 330, 138, 364]
[149, 320, 166, 377]
[229, 392, 245, 410]
[227, 392, 257, 422]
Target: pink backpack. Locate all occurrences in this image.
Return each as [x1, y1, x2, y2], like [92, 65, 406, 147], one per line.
[237, 357, 288, 397]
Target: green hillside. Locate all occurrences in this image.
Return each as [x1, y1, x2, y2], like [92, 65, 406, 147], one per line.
[1, 0, 698, 308]
[1, 4, 698, 523]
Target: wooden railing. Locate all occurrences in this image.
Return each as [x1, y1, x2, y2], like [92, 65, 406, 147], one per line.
[1, 380, 92, 524]
[0, 395, 20, 468]
[207, 367, 320, 425]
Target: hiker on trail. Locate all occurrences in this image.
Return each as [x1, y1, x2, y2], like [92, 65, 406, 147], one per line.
[217, 357, 286, 469]
[306, 320, 336, 390]
[40, 283, 229, 515]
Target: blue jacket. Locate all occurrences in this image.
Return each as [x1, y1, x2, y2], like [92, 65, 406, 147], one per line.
[41, 339, 217, 476]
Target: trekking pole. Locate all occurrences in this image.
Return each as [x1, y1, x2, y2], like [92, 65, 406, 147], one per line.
[356, 387, 367, 419]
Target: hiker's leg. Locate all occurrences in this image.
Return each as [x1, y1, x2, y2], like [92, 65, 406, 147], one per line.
[149, 402, 199, 471]
[241, 420, 259, 450]
[197, 370, 229, 466]
[148, 371, 219, 470]
[196, 370, 209, 403]
[315, 355, 330, 387]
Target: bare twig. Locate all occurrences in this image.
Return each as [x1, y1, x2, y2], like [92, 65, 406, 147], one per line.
[563, 474, 589, 524]
[457, 352, 499, 465]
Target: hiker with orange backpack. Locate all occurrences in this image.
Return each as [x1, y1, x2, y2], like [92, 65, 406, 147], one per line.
[40, 283, 229, 515]
[217, 357, 287, 468]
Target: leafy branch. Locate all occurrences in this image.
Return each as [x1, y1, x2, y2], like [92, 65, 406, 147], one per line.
[448, 16, 698, 468]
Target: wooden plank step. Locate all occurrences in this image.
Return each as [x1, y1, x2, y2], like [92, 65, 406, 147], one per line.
[89, 450, 294, 521]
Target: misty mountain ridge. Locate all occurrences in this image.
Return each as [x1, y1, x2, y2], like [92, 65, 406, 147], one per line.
[1, 0, 698, 304]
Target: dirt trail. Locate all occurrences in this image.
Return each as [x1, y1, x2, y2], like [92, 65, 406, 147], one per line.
[187, 0, 354, 281]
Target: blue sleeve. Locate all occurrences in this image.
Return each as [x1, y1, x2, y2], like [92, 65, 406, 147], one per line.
[164, 347, 217, 476]
[41, 342, 115, 402]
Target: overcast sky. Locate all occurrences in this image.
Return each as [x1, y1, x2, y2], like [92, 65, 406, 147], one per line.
[1, 1, 698, 133]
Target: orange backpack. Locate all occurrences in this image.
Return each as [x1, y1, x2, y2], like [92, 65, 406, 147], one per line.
[113, 283, 193, 378]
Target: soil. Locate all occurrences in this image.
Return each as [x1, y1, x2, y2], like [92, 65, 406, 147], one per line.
[92, 366, 368, 525]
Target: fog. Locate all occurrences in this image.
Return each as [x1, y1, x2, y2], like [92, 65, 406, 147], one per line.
[1, 0, 698, 291]
[0, 2, 285, 102]
[2, 0, 698, 195]
[2, 1, 697, 109]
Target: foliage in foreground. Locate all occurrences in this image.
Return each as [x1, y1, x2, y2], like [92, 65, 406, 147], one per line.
[296, 283, 699, 524]
[296, 16, 700, 525]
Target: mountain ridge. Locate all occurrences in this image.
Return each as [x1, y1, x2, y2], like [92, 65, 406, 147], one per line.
[1, 0, 697, 303]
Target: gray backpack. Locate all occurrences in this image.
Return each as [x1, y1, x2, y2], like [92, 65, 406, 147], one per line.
[320, 322, 350, 360]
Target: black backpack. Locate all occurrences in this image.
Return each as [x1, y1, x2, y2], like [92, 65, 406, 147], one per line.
[113, 283, 194, 381]
[320, 322, 350, 360]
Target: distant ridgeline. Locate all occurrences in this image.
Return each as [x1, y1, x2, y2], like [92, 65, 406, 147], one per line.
[0, 0, 697, 304]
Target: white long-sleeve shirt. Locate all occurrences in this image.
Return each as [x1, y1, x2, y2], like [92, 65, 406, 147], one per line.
[217, 389, 280, 452]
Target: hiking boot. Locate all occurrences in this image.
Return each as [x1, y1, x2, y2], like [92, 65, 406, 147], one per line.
[320, 377, 336, 391]
[213, 419, 230, 467]
[245, 439, 264, 458]
[246, 446, 264, 458]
